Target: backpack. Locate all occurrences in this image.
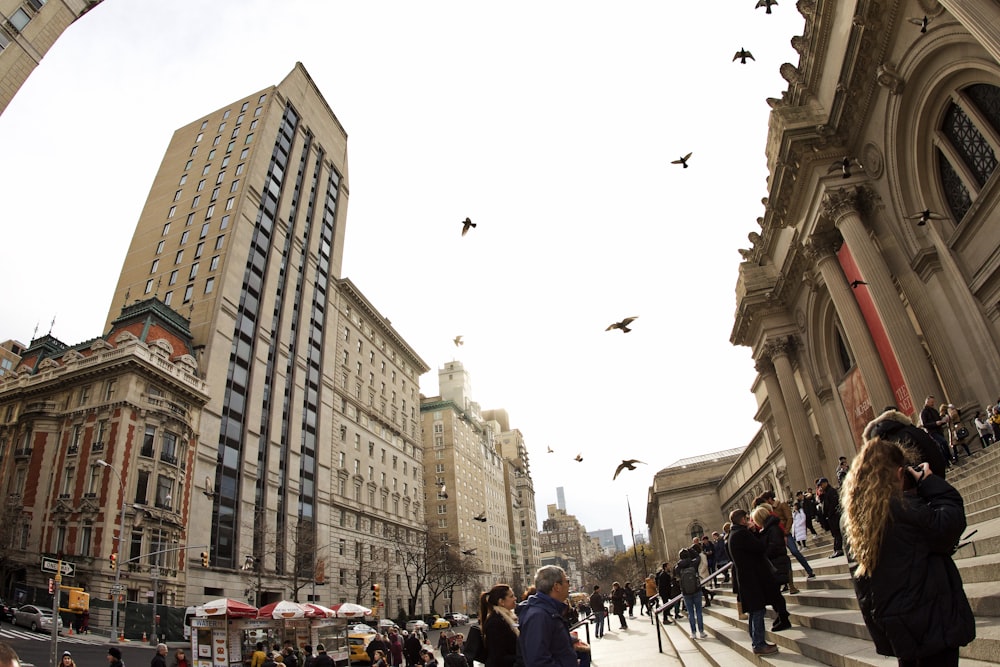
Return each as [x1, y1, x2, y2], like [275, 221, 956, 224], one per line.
[463, 625, 487, 664]
[679, 561, 700, 596]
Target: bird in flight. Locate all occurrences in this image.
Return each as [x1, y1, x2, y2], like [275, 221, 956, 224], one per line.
[461, 217, 476, 236]
[461, 548, 477, 556]
[908, 15, 932, 33]
[439, 484, 448, 499]
[606, 316, 638, 333]
[473, 511, 487, 522]
[574, 454, 583, 463]
[613, 459, 646, 480]
[905, 209, 944, 226]
[671, 152, 693, 168]
[546, 446, 554, 453]
[733, 49, 755, 64]
[850, 280, 868, 289]
[829, 156, 863, 179]
[756, 0, 778, 13]
[453, 335, 463, 347]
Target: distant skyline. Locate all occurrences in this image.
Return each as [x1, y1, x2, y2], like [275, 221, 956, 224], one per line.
[0, 1, 806, 540]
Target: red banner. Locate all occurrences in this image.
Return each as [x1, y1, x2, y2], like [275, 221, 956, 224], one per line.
[837, 245, 913, 415]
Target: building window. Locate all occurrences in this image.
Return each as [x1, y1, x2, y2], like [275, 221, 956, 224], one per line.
[134, 470, 149, 504]
[164, 291, 173, 305]
[150, 259, 159, 274]
[162, 223, 170, 235]
[938, 83, 1000, 222]
[181, 230, 190, 244]
[226, 197, 235, 210]
[175, 250, 183, 264]
[168, 205, 176, 218]
[197, 179, 206, 192]
[189, 263, 199, 280]
[220, 215, 230, 230]
[104, 379, 117, 401]
[156, 240, 164, 254]
[145, 279, 154, 294]
[210, 255, 220, 271]
[205, 277, 214, 294]
[169, 270, 178, 285]
[195, 242, 204, 259]
[183, 285, 193, 303]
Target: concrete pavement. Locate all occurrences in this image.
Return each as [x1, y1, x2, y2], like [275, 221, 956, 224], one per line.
[578, 613, 683, 667]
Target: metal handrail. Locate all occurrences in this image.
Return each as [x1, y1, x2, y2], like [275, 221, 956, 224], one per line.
[651, 562, 733, 654]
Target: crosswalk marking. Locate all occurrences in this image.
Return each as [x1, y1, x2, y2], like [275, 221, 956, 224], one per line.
[0, 627, 93, 643]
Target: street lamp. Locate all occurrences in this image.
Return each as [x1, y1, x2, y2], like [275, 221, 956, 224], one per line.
[98, 460, 126, 644]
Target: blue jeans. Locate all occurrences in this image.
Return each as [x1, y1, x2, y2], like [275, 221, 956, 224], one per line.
[786, 534, 814, 576]
[748, 609, 766, 649]
[682, 593, 703, 635]
[592, 609, 604, 637]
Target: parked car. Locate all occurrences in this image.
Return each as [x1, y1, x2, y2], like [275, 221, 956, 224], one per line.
[444, 612, 468, 626]
[378, 619, 397, 630]
[431, 616, 451, 629]
[13, 605, 63, 633]
[405, 619, 428, 632]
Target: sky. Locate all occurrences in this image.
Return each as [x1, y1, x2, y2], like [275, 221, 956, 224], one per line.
[0, 1, 805, 542]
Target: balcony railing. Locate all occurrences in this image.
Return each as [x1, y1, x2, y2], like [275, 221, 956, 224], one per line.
[92, 441, 105, 452]
[67, 444, 79, 455]
[159, 452, 178, 466]
[14, 448, 31, 459]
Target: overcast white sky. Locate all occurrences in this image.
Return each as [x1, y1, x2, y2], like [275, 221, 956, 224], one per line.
[0, 1, 805, 542]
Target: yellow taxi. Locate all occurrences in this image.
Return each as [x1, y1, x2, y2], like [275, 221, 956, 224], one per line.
[431, 616, 451, 629]
[348, 632, 376, 663]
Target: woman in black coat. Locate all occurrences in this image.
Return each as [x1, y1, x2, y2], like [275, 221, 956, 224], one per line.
[749, 506, 791, 631]
[610, 582, 628, 630]
[842, 437, 975, 666]
[478, 584, 518, 667]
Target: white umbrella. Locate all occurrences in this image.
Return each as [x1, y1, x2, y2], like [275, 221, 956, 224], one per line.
[258, 600, 309, 619]
[331, 602, 372, 618]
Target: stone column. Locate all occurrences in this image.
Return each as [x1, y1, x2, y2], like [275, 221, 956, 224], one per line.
[766, 336, 822, 487]
[939, 0, 1000, 65]
[823, 187, 941, 406]
[756, 353, 808, 493]
[805, 235, 895, 411]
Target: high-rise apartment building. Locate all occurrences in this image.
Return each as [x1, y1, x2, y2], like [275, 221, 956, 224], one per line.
[102, 63, 429, 614]
[538, 503, 602, 590]
[481, 408, 540, 594]
[0, 0, 102, 115]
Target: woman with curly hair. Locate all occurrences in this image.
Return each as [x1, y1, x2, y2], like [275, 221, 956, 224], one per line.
[842, 436, 975, 666]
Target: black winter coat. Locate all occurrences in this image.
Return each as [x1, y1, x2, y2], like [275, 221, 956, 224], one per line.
[727, 522, 782, 613]
[482, 612, 518, 667]
[610, 587, 626, 614]
[848, 475, 975, 659]
[758, 515, 792, 584]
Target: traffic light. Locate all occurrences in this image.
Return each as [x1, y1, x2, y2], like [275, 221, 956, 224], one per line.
[201, 550, 210, 567]
[372, 583, 381, 605]
[109, 553, 117, 571]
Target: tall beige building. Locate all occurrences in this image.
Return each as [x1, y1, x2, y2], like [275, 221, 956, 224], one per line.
[481, 408, 541, 594]
[538, 504, 601, 590]
[0, 0, 102, 115]
[420, 362, 513, 612]
[99, 63, 429, 616]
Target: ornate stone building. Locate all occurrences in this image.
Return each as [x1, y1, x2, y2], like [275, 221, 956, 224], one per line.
[729, 0, 1000, 502]
[0, 298, 209, 612]
[649, 0, 1000, 536]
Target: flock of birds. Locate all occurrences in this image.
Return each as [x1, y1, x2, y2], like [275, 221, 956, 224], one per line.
[441, 3, 946, 502]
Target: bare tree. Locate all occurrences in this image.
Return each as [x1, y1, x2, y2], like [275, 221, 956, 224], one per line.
[581, 553, 618, 589]
[399, 531, 447, 616]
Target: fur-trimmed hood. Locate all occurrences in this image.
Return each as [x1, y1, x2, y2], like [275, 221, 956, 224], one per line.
[862, 409, 914, 442]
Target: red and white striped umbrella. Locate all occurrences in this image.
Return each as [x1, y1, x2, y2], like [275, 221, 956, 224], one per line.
[257, 600, 309, 619]
[302, 603, 336, 618]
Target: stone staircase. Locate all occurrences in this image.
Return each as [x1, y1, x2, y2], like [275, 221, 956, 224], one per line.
[661, 443, 1000, 665]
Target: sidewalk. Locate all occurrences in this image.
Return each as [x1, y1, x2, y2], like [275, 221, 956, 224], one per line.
[582, 613, 683, 667]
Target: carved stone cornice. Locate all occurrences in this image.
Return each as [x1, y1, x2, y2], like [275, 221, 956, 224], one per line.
[876, 62, 905, 95]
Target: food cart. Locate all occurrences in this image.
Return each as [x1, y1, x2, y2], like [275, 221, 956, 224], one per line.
[256, 601, 315, 656]
[189, 598, 259, 667]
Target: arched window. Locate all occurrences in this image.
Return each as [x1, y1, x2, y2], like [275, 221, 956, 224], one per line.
[937, 84, 1000, 222]
[689, 522, 705, 541]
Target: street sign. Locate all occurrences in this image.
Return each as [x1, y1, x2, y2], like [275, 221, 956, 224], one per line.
[149, 566, 160, 578]
[40, 557, 75, 577]
[110, 584, 124, 593]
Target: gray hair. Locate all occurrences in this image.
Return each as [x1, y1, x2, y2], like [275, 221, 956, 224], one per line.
[534, 565, 566, 594]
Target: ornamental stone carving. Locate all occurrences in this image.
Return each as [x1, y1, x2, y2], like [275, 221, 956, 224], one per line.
[876, 62, 905, 95]
[781, 63, 804, 86]
[821, 186, 869, 224]
[755, 357, 775, 375]
[764, 335, 797, 360]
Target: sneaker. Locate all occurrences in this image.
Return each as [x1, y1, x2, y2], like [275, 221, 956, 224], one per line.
[830, 551, 844, 558]
[807, 572, 817, 579]
[699, 632, 708, 639]
[789, 587, 800, 594]
[690, 633, 697, 640]
[663, 617, 672, 625]
[753, 644, 779, 655]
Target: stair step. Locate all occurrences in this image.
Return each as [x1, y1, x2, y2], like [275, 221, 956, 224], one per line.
[700, 599, 999, 666]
